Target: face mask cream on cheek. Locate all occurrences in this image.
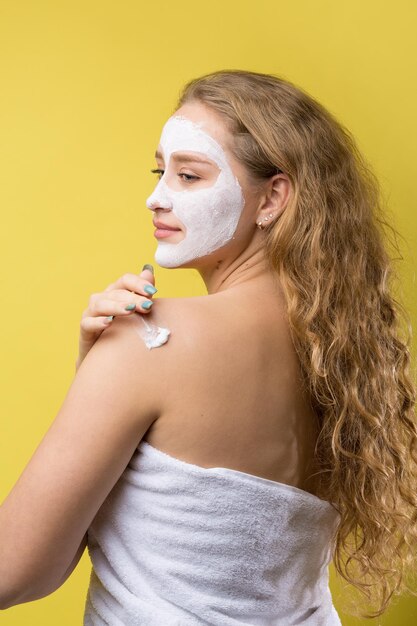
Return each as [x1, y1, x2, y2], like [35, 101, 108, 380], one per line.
[146, 115, 245, 269]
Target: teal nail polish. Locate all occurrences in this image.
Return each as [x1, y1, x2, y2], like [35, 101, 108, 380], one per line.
[144, 285, 157, 295]
[125, 303, 136, 310]
[142, 264, 154, 274]
[141, 300, 153, 310]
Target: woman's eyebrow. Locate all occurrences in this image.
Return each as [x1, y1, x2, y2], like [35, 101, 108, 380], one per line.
[154, 150, 214, 166]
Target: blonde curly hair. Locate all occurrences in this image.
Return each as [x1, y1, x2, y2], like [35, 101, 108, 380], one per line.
[175, 69, 417, 620]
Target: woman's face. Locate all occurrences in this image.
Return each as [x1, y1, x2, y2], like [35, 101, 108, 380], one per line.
[146, 100, 258, 269]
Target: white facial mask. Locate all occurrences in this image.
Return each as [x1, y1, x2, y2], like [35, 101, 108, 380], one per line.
[145, 115, 245, 268]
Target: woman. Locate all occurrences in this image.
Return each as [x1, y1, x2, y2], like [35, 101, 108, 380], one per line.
[1, 69, 416, 624]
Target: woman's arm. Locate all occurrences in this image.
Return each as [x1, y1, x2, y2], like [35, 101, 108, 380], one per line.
[57, 531, 88, 589]
[0, 313, 167, 609]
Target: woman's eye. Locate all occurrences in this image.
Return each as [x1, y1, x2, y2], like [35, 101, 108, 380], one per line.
[150, 169, 200, 183]
[178, 173, 200, 182]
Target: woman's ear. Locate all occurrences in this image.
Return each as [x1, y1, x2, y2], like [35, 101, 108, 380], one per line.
[255, 173, 292, 223]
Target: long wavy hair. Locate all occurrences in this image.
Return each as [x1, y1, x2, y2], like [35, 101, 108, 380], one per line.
[174, 69, 417, 620]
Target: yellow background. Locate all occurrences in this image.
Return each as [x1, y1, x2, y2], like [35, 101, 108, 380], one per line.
[0, 1, 416, 624]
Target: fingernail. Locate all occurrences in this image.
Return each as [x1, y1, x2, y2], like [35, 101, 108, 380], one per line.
[141, 300, 153, 310]
[105, 315, 114, 321]
[144, 285, 157, 295]
[142, 264, 154, 274]
[125, 303, 136, 311]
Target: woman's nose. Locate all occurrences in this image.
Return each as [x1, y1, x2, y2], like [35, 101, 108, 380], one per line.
[146, 182, 173, 211]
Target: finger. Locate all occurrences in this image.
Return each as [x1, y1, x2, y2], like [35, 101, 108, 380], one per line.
[101, 289, 149, 300]
[118, 265, 155, 291]
[89, 296, 154, 317]
[80, 316, 115, 334]
[101, 287, 157, 304]
[103, 270, 156, 296]
[139, 264, 155, 285]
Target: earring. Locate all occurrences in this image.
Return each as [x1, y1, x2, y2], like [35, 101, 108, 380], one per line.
[256, 213, 274, 230]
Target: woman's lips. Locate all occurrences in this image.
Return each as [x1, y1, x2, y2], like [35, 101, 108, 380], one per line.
[154, 227, 181, 239]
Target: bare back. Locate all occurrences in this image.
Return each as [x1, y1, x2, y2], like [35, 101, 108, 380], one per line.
[141, 285, 321, 497]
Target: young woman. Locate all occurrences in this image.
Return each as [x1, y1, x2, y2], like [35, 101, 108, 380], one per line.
[1, 70, 416, 625]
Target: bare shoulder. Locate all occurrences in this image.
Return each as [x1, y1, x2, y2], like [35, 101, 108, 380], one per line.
[144, 294, 218, 344]
[102, 292, 219, 362]
[143, 293, 243, 357]
[138, 290, 275, 360]
[105, 294, 209, 352]
[108, 293, 215, 372]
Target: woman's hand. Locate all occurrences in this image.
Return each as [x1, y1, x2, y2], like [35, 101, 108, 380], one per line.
[75, 265, 157, 371]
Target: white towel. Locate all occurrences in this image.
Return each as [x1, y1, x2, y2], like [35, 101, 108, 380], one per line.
[83, 440, 342, 625]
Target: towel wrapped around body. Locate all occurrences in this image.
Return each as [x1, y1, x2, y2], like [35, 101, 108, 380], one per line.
[83, 439, 342, 625]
